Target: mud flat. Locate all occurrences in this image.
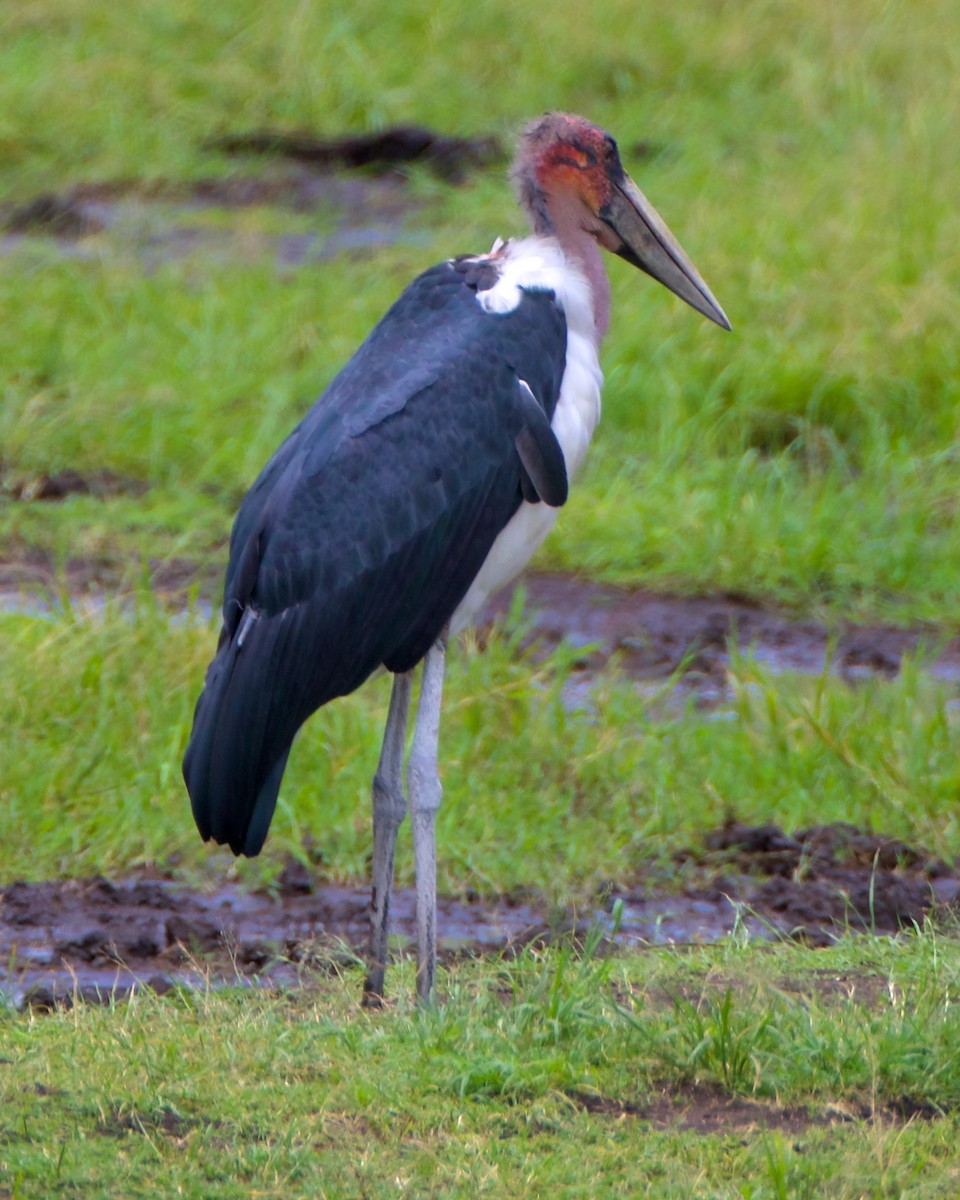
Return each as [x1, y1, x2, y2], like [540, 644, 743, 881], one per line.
[3, 822, 956, 1010]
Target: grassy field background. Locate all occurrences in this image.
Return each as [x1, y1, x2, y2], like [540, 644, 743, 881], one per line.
[2, 0, 960, 618]
[3, 0, 960, 1195]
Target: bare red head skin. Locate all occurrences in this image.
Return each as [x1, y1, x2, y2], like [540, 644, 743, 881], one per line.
[512, 112, 731, 336]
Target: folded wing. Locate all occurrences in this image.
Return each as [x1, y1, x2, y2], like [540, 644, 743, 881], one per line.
[183, 260, 568, 856]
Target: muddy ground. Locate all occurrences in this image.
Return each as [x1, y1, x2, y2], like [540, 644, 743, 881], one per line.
[482, 572, 960, 697]
[3, 820, 958, 1009]
[0, 164, 426, 271]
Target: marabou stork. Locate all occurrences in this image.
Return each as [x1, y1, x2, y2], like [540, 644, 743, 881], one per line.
[183, 112, 730, 1004]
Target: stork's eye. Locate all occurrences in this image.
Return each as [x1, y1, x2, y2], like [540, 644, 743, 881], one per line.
[603, 135, 618, 158]
[554, 145, 592, 171]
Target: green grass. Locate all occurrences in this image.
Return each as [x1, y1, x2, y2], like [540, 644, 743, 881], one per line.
[4, 933, 960, 1198]
[3, 2, 960, 1194]
[2, 603, 959, 887]
[1, 0, 960, 619]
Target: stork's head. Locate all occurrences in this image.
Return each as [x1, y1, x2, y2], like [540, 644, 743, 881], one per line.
[514, 112, 730, 330]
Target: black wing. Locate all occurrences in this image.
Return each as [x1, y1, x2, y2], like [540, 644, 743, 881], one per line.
[183, 258, 568, 856]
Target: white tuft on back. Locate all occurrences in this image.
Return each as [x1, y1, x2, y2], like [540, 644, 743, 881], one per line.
[477, 238, 593, 335]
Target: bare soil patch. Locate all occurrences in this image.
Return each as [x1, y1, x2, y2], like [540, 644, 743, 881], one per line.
[0, 550, 220, 606]
[612, 820, 958, 950]
[485, 573, 960, 693]
[1, 122, 503, 274]
[569, 1082, 939, 1132]
[2, 822, 956, 1009]
[1, 166, 424, 269]
[4, 192, 103, 238]
[0, 871, 545, 1010]
[205, 124, 502, 181]
[2, 468, 148, 504]
[571, 1083, 815, 1133]
[3, 126, 500, 248]
[676, 819, 958, 945]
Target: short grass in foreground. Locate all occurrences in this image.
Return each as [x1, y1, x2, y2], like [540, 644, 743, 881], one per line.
[3, 932, 960, 1198]
[2, 601, 959, 888]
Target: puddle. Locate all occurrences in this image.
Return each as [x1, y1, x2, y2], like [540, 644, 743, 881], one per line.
[0, 874, 549, 1009]
[1, 170, 428, 269]
[487, 574, 960, 685]
[2, 823, 955, 1008]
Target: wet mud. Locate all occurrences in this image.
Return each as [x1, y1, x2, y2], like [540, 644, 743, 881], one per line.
[1, 169, 426, 270]
[1, 123, 502, 274]
[2, 822, 956, 1009]
[205, 124, 502, 181]
[0, 872, 546, 1010]
[5, 560, 960, 695]
[0, 550, 220, 603]
[2, 468, 149, 504]
[485, 573, 960, 694]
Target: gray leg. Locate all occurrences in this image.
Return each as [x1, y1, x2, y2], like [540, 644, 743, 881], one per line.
[407, 634, 447, 1005]
[362, 669, 413, 1006]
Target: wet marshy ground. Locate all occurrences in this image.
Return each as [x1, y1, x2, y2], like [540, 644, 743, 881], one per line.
[5, 547, 960, 1010]
[0, 170, 425, 270]
[3, 821, 957, 1009]
[5, 559, 960, 692]
[0, 125, 501, 271]
[483, 573, 960, 701]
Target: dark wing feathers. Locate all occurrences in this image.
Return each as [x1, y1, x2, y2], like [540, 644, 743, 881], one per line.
[514, 380, 568, 507]
[184, 260, 568, 856]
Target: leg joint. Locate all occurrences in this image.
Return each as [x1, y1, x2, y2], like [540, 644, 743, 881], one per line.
[407, 757, 442, 816]
[372, 772, 406, 825]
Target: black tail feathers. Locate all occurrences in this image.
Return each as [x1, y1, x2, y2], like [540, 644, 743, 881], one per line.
[182, 626, 293, 858]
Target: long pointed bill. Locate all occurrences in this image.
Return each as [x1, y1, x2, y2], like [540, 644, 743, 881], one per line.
[602, 174, 731, 330]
